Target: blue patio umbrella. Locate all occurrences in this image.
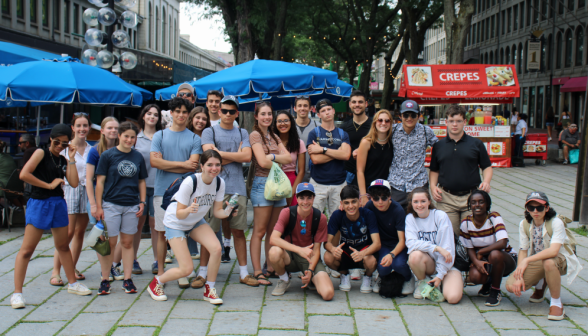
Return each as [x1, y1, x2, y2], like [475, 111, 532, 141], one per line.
[0, 41, 61, 66]
[127, 83, 153, 101]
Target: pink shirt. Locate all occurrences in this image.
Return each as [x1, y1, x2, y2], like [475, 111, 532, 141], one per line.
[281, 139, 306, 173]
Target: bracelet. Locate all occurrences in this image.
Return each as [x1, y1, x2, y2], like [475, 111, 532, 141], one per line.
[360, 193, 369, 197]
[69, 161, 76, 165]
[272, 154, 276, 161]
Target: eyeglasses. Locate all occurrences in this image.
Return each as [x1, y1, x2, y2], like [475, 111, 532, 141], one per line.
[526, 204, 546, 212]
[52, 140, 69, 147]
[300, 220, 307, 235]
[401, 112, 418, 119]
[372, 196, 389, 202]
[178, 92, 194, 98]
[73, 112, 89, 117]
[377, 118, 391, 124]
[276, 119, 290, 125]
[220, 108, 237, 115]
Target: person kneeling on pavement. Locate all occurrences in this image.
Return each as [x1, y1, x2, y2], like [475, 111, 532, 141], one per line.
[323, 185, 381, 293]
[268, 183, 334, 300]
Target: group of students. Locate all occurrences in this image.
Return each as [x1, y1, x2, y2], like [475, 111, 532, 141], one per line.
[10, 87, 580, 321]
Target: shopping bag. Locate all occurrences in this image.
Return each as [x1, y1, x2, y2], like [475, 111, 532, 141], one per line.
[569, 149, 580, 164]
[264, 162, 292, 201]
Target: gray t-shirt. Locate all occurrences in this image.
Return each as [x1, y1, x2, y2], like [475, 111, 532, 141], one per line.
[562, 129, 580, 145]
[295, 118, 320, 182]
[201, 125, 250, 195]
[135, 131, 156, 188]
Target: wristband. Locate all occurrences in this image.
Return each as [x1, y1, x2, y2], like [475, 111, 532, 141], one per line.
[69, 161, 76, 165]
[272, 154, 276, 161]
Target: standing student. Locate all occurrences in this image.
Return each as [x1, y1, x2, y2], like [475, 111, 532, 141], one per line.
[12, 124, 92, 309]
[207, 90, 239, 128]
[201, 96, 258, 287]
[514, 113, 528, 160]
[405, 187, 463, 304]
[341, 91, 372, 184]
[134, 104, 163, 275]
[161, 84, 196, 128]
[273, 111, 306, 206]
[148, 150, 231, 304]
[94, 122, 147, 295]
[429, 105, 493, 234]
[294, 96, 319, 183]
[249, 102, 292, 285]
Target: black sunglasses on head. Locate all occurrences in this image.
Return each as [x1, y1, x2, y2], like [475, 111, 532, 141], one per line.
[221, 108, 237, 115]
[526, 204, 546, 212]
[401, 112, 418, 119]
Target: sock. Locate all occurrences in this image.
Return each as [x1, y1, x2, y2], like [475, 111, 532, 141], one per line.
[536, 279, 545, 290]
[239, 265, 249, 279]
[69, 281, 79, 288]
[224, 238, 231, 247]
[198, 266, 208, 279]
[206, 281, 215, 289]
[550, 296, 563, 308]
[279, 272, 289, 282]
[491, 286, 500, 291]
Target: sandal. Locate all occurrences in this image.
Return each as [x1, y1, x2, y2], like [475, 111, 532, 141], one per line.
[266, 270, 279, 279]
[239, 275, 260, 287]
[254, 273, 272, 286]
[49, 274, 64, 286]
[75, 269, 85, 281]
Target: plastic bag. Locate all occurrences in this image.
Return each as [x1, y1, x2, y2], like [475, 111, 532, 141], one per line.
[421, 283, 446, 303]
[264, 162, 292, 201]
[569, 149, 580, 164]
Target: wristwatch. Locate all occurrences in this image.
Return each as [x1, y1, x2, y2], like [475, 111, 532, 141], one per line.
[389, 252, 396, 259]
[322, 147, 328, 154]
[140, 201, 146, 205]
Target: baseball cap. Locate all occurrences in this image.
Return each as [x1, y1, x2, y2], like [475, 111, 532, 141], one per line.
[315, 99, 333, 113]
[400, 100, 419, 114]
[50, 123, 72, 140]
[220, 95, 239, 108]
[368, 179, 391, 191]
[177, 83, 194, 95]
[525, 191, 549, 205]
[296, 182, 315, 195]
[570, 124, 578, 128]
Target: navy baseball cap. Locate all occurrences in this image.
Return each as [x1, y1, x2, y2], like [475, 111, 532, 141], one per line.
[400, 100, 419, 114]
[296, 182, 315, 195]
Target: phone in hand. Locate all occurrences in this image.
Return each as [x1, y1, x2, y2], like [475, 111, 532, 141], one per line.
[484, 263, 493, 274]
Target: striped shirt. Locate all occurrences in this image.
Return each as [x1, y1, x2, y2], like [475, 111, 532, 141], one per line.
[459, 212, 511, 252]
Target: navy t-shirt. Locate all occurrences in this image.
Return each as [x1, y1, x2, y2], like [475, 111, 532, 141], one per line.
[365, 200, 405, 249]
[96, 147, 148, 206]
[307, 126, 350, 185]
[327, 207, 379, 252]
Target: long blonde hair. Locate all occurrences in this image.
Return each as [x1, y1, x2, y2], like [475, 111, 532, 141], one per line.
[97, 117, 119, 155]
[363, 109, 393, 147]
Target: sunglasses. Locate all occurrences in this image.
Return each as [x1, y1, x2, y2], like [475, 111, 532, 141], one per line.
[74, 112, 89, 117]
[52, 140, 69, 147]
[377, 118, 391, 124]
[296, 95, 310, 99]
[402, 112, 418, 119]
[220, 108, 237, 115]
[325, 131, 334, 145]
[372, 196, 389, 202]
[300, 220, 307, 235]
[178, 92, 194, 98]
[526, 204, 546, 212]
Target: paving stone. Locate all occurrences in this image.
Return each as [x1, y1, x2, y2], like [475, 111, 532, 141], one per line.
[258, 331, 307, 336]
[111, 327, 157, 336]
[0, 306, 29, 334]
[119, 290, 174, 326]
[504, 291, 550, 316]
[529, 315, 576, 328]
[441, 298, 497, 335]
[496, 330, 546, 336]
[563, 306, 588, 331]
[483, 311, 538, 329]
[159, 318, 209, 336]
[347, 290, 396, 309]
[83, 286, 140, 312]
[308, 315, 354, 334]
[260, 300, 304, 330]
[60, 311, 123, 335]
[208, 312, 259, 335]
[395, 294, 439, 305]
[565, 279, 588, 301]
[169, 300, 215, 319]
[399, 305, 456, 335]
[542, 327, 586, 335]
[217, 283, 265, 311]
[24, 289, 93, 322]
[470, 294, 518, 311]
[547, 287, 587, 306]
[306, 290, 350, 315]
[263, 277, 305, 301]
[5, 321, 66, 336]
[354, 310, 408, 335]
[179, 283, 225, 300]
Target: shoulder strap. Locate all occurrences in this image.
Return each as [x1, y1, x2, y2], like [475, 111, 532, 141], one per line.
[337, 127, 344, 139]
[191, 175, 198, 195]
[238, 126, 243, 142]
[522, 219, 531, 237]
[211, 125, 217, 147]
[215, 176, 221, 191]
[282, 205, 298, 241]
[311, 208, 321, 238]
[545, 217, 554, 238]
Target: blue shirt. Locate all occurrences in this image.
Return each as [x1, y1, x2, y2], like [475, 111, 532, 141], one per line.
[96, 147, 148, 206]
[151, 128, 202, 196]
[365, 200, 405, 249]
[327, 207, 379, 252]
[87, 145, 100, 167]
[307, 126, 350, 185]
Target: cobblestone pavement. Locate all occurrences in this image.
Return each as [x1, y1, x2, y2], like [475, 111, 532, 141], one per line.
[1, 163, 587, 335]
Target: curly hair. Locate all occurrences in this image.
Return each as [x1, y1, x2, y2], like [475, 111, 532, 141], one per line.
[168, 97, 191, 112]
[272, 111, 300, 153]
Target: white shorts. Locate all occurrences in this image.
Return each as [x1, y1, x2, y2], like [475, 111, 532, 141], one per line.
[64, 184, 88, 215]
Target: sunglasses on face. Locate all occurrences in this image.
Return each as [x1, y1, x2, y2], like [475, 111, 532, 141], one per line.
[220, 108, 237, 115]
[402, 112, 418, 119]
[300, 220, 307, 235]
[52, 140, 69, 147]
[372, 196, 389, 202]
[377, 118, 391, 124]
[526, 204, 546, 212]
[178, 92, 193, 98]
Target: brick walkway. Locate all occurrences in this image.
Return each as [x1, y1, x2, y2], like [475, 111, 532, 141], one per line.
[1, 162, 587, 335]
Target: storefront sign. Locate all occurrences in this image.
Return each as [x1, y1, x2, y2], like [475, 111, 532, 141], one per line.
[527, 41, 541, 71]
[494, 126, 511, 137]
[464, 126, 494, 137]
[370, 82, 379, 90]
[430, 126, 447, 138]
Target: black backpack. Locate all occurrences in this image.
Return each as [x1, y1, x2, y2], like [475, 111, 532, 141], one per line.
[161, 173, 220, 210]
[379, 271, 406, 298]
[281, 205, 321, 242]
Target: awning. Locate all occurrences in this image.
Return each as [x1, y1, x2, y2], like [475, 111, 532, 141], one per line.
[552, 77, 570, 85]
[414, 97, 513, 105]
[560, 76, 588, 92]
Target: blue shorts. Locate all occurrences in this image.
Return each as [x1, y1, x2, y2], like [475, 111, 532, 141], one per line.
[250, 176, 287, 208]
[164, 218, 208, 240]
[26, 197, 69, 230]
[546, 122, 555, 127]
[145, 187, 155, 217]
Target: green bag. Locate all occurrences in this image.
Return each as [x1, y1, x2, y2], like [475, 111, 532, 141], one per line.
[569, 149, 580, 164]
[90, 222, 111, 256]
[264, 162, 292, 201]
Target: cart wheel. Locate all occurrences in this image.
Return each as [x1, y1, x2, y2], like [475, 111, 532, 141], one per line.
[535, 159, 540, 165]
[542, 160, 546, 166]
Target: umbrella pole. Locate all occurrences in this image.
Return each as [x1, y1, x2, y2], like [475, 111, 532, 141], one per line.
[36, 106, 41, 146]
[60, 105, 64, 123]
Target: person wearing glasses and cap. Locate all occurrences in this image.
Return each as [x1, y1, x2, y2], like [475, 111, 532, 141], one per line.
[387, 99, 438, 210]
[161, 84, 196, 129]
[505, 191, 582, 321]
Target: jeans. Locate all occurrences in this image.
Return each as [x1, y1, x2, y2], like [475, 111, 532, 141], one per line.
[514, 135, 526, 158]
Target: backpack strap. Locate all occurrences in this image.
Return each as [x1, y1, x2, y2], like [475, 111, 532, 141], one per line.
[311, 208, 321, 239]
[281, 205, 298, 241]
[191, 174, 198, 195]
[215, 176, 221, 192]
[211, 125, 217, 147]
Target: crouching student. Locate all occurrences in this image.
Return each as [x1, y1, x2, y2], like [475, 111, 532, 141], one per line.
[505, 191, 582, 321]
[148, 150, 232, 305]
[324, 186, 380, 293]
[268, 183, 334, 300]
[364, 180, 413, 295]
[405, 187, 463, 304]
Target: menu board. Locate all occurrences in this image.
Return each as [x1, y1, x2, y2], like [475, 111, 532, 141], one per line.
[494, 126, 511, 138]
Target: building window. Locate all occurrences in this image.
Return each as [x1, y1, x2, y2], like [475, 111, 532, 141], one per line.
[53, 0, 59, 30]
[514, 5, 518, 30]
[556, 32, 562, 68]
[519, 43, 523, 73]
[63, 0, 69, 33]
[580, 0, 585, 8]
[501, 11, 505, 35]
[169, 15, 172, 56]
[486, 18, 490, 40]
[16, 0, 23, 18]
[513, 45, 518, 70]
[30, 0, 37, 22]
[155, 7, 158, 51]
[533, 0, 539, 23]
[42, 0, 48, 26]
[576, 29, 583, 66]
[81, 6, 87, 31]
[547, 34, 552, 70]
[506, 46, 511, 63]
[527, 0, 531, 26]
[541, 0, 547, 20]
[491, 15, 495, 38]
[507, 8, 512, 33]
[173, 18, 177, 57]
[2, 0, 9, 15]
[569, 0, 574, 10]
[520, 2, 524, 29]
[541, 40, 546, 69]
[481, 20, 485, 42]
[524, 42, 528, 73]
[162, 7, 166, 54]
[148, 3, 151, 49]
[549, 0, 554, 18]
[73, 3, 78, 33]
[559, 0, 564, 14]
[490, 51, 494, 63]
[133, 30, 136, 48]
[565, 30, 572, 67]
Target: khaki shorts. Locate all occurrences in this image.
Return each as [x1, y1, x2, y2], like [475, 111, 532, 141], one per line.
[505, 253, 567, 290]
[153, 196, 165, 232]
[284, 250, 328, 274]
[208, 194, 248, 232]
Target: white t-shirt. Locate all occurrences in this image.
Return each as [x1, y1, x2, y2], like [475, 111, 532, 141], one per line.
[163, 173, 225, 230]
[210, 118, 239, 128]
[60, 141, 91, 186]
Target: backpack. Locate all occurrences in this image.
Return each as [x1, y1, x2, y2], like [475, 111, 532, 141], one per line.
[379, 271, 406, 298]
[281, 205, 322, 242]
[160, 173, 220, 210]
[522, 214, 577, 255]
[308, 126, 345, 172]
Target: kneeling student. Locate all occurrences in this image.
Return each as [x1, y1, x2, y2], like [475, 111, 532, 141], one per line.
[268, 183, 334, 300]
[324, 185, 380, 293]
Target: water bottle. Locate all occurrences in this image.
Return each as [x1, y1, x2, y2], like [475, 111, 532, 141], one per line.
[224, 194, 239, 217]
[86, 221, 104, 247]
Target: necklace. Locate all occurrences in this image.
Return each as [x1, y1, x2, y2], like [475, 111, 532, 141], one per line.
[49, 152, 64, 177]
[352, 115, 368, 132]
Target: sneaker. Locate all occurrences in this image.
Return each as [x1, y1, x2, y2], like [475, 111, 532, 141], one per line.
[191, 275, 206, 289]
[414, 280, 425, 299]
[530, 286, 547, 303]
[485, 288, 502, 306]
[132, 260, 143, 275]
[178, 277, 190, 289]
[548, 305, 565, 320]
[360, 276, 373, 293]
[98, 279, 111, 295]
[147, 277, 167, 301]
[68, 282, 92, 296]
[191, 253, 200, 260]
[372, 277, 381, 294]
[563, 160, 569, 165]
[221, 246, 231, 263]
[165, 250, 173, 263]
[402, 277, 415, 295]
[10, 293, 25, 309]
[350, 269, 361, 281]
[203, 284, 223, 304]
[339, 274, 351, 291]
[330, 268, 340, 278]
[122, 279, 137, 294]
[478, 283, 491, 297]
[272, 279, 291, 296]
[548, 137, 552, 141]
[109, 265, 124, 281]
[151, 261, 158, 275]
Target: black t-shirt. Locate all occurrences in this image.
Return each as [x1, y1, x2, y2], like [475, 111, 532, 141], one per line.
[341, 116, 372, 173]
[96, 147, 148, 206]
[365, 200, 405, 249]
[429, 133, 492, 192]
[30, 149, 67, 199]
[351, 141, 393, 187]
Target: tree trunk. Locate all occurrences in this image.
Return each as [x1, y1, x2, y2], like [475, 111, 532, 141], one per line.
[272, 0, 290, 60]
[236, 0, 254, 64]
[358, 57, 373, 94]
[444, 0, 475, 64]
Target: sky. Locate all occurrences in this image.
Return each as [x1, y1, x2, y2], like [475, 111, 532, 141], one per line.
[179, 3, 232, 53]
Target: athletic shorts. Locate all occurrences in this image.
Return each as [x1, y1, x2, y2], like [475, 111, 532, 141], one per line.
[208, 194, 249, 232]
[64, 184, 88, 215]
[102, 201, 140, 237]
[26, 197, 69, 230]
[285, 250, 328, 274]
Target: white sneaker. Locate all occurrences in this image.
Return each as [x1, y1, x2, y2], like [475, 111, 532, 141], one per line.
[165, 250, 173, 263]
[402, 277, 415, 295]
[548, 137, 552, 141]
[11, 293, 25, 309]
[372, 277, 381, 293]
[360, 276, 373, 293]
[330, 269, 341, 278]
[350, 269, 361, 280]
[413, 280, 425, 299]
[68, 282, 92, 296]
[339, 274, 351, 291]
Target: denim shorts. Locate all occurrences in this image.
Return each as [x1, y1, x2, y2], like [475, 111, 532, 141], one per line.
[145, 187, 155, 217]
[546, 122, 555, 127]
[165, 218, 208, 240]
[250, 176, 287, 208]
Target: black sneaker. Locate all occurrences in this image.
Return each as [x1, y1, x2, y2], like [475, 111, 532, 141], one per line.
[98, 279, 111, 295]
[123, 279, 137, 294]
[478, 282, 491, 297]
[221, 246, 231, 263]
[485, 288, 502, 306]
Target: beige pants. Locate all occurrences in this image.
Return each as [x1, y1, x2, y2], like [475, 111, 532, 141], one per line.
[435, 192, 471, 236]
[310, 179, 346, 217]
[505, 253, 567, 290]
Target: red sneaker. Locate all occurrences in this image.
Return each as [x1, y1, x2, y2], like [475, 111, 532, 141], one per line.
[148, 277, 167, 301]
[203, 284, 223, 305]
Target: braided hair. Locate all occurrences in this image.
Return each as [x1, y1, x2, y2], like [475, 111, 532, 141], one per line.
[254, 102, 280, 149]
